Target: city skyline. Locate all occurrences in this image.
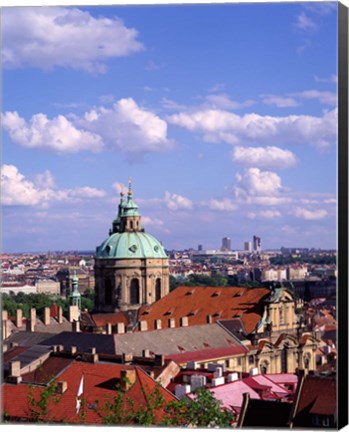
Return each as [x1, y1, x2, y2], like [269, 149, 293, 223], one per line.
[2, 2, 338, 253]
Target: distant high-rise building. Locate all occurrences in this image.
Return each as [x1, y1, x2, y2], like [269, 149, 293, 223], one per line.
[253, 235, 261, 252]
[221, 237, 231, 251]
[198, 244, 203, 251]
[244, 241, 252, 252]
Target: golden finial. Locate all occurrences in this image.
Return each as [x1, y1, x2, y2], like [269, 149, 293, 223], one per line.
[119, 183, 125, 196]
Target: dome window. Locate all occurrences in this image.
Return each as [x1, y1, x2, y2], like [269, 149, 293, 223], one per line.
[106, 245, 112, 255]
[154, 245, 159, 252]
[129, 244, 138, 253]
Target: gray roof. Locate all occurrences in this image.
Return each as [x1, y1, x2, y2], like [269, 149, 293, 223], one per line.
[38, 332, 116, 355]
[114, 323, 243, 356]
[5, 331, 56, 348]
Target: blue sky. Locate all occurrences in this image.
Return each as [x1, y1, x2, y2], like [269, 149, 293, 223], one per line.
[1, 2, 338, 253]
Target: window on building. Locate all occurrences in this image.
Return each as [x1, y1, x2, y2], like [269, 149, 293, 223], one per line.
[130, 278, 140, 304]
[304, 355, 310, 369]
[155, 278, 161, 301]
[281, 347, 288, 373]
[105, 278, 113, 305]
[248, 355, 254, 365]
[237, 357, 242, 366]
[130, 221, 134, 230]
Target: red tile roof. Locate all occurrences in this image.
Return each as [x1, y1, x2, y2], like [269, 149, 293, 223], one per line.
[92, 312, 129, 327]
[2, 361, 176, 424]
[21, 357, 74, 385]
[138, 286, 270, 334]
[294, 375, 336, 424]
[3, 346, 28, 363]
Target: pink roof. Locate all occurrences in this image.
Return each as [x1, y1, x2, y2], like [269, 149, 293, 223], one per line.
[244, 375, 289, 395]
[264, 373, 298, 385]
[188, 380, 261, 412]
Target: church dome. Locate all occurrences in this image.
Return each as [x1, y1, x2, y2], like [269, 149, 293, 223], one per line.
[96, 231, 167, 259]
[96, 178, 167, 260]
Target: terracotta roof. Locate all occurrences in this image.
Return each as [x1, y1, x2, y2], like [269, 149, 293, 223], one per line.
[21, 356, 75, 385]
[138, 286, 270, 334]
[3, 346, 28, 363]
[293, 375, 336, 426]
[91, 311, 129, 328]
[2, 361, 176, 424]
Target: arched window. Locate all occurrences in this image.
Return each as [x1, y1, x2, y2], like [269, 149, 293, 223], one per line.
[105, 277, 113, 305]
[155, 278, 161, 301]
[260, 362, 268, 374]
[130, 220, 134, 230]
[130, 278, 140, 304]
[304, 355, 310, 369]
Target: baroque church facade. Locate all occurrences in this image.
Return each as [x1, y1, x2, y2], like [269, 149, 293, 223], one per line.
[94, 180, 169, 312]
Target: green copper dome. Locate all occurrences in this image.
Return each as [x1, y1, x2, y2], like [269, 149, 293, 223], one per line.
[96, 231, 168, 259]
[97, 178, 167, 260]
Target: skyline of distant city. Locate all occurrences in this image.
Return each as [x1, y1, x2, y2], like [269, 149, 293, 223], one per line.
[2, 3, 338, 253]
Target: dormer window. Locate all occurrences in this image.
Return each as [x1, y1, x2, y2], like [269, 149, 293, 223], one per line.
[211, 292, 220, 297]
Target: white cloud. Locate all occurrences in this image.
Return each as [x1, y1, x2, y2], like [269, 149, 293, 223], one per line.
[232, 146, 297, 169]
[235, 168, 282, 197]
[291, 90, 337, 106]
[1, 164, 106, 207]
[293, 207, 328, 220]
[261, 94, 299, 108]
[314, 74, 337, 84]
[3, 98, 171, 156]
[202, 198, 236, 212]
[295, 12, 317, 31]
[141, 216, 164, 227]
[2, 7, 143, 74]
[2, 111, 103, 153]
[205, 93, 254, 110]
[164, 191, 193, 211]
[79, 98, 172, 155]
[168, 108, 337, 150]
[323, 198, 337, 205]
[247, 210, 281, 219]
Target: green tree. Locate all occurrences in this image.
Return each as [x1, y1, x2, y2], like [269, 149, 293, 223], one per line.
[164, 388, 234, 427]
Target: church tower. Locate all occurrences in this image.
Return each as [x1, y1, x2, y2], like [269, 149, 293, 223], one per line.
[94, 179, 170, 312]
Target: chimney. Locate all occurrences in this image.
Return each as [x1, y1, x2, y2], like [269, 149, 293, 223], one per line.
[180, 316, 189, 327]
[154, 319, 162, 330]
[58, 306, 63, 324]
[2, 310, 8, 321]
[10, 360, 21, 377]
[44, 307, 50, 326]
[207, 314, 212, 324]
[122, 353, 133, 364]
[120, 369, 137, 391]
[83, 347, 98, 363]
[69, 305, 79, 323]
[168, 318, 175, 328]
[116, 322, 125, 334]
[15, 309, 23, 328]
[227, 372, 239, 382]
[2, 313, 9, 340]
[142, 349, 150, 358]
[139, 320, 148, 332]
[56, 381, 68, 394]
[105, 323, 112, 335]
[26, 308, 36, 332]
[72, 320, 81, 333]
